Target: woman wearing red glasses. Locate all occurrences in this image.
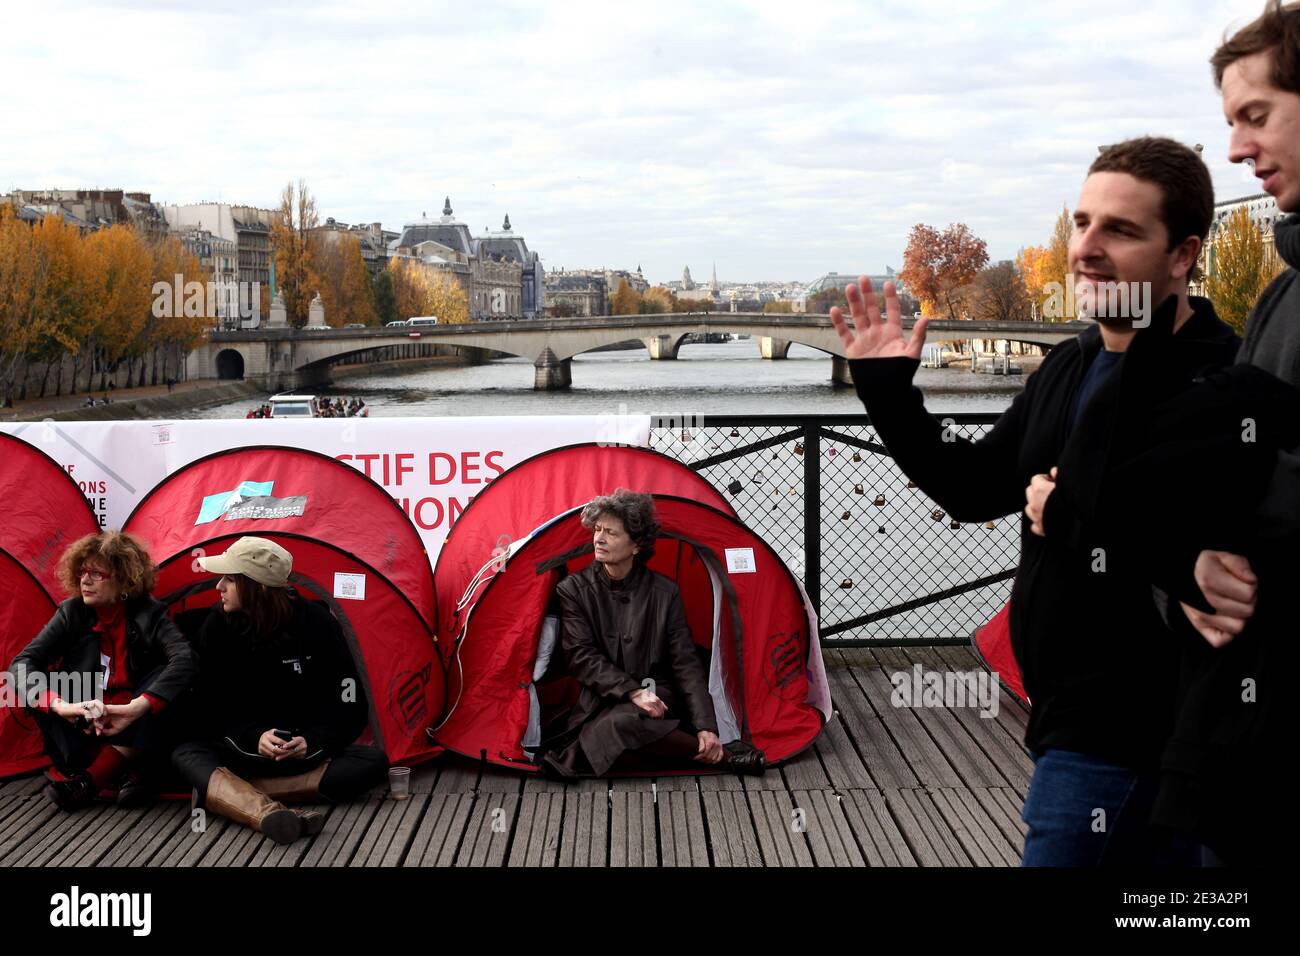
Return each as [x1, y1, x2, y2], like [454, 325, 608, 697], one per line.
[9, 531, 196, 810]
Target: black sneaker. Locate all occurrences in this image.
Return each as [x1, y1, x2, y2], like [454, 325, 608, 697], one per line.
[44, 772, 96, 811]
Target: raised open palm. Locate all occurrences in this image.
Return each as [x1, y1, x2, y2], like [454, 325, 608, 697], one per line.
[830, 276, 929, 360]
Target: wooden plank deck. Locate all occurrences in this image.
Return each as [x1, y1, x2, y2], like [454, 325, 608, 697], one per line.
[0, 646, 1031, 867]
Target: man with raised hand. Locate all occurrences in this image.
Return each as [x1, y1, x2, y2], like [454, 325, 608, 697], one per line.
[831, 137, 1240, 866]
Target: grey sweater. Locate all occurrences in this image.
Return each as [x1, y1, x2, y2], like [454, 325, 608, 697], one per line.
[1240, 214, 1300, 535]
[1239, 215, 1300, 382]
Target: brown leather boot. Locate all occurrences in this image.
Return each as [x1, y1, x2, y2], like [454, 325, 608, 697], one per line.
[247, 760, 330, 804]
[295, 808, 326, 836]
[201, 768, 303, 845]
[247, 762, 330, 836]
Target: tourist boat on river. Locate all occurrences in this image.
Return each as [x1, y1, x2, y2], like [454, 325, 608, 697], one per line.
[256, 394, 370, 419]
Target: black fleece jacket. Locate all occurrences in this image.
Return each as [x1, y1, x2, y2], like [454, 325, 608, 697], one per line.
[190, 595, 368, 759]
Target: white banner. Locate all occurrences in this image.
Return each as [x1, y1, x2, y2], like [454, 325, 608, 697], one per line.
[0, 415, 651, 568]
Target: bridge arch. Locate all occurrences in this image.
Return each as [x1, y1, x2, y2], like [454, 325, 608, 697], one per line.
[747, 334, 836, 359]
[925, 334, 1059, 352]
[215, 349, 245, 380]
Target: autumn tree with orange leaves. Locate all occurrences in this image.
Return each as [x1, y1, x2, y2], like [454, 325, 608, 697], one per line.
[608, 279, 643, 315]
[1205, 206, 1284, 334]
[388, 258, 469, 325]
[1043, 206, 1073, 319]
[898, 223, 989, 320]
[82, 225, 154, 391]
[316, 234, 377, 326]
[0, 204, 212, 404]
[271, 180, 322, 328]
[1015, 245, 1053, 319]
[141, 235, 208, 386]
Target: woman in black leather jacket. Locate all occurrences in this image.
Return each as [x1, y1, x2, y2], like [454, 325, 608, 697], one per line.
[10, 531, 196, 810]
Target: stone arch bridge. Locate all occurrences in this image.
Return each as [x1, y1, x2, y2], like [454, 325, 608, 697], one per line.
[188, 313, 1092, 391]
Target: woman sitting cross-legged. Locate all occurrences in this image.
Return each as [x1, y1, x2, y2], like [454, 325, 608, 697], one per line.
[171, 537, 388, 845]
[10, 531, 197, 810]
[537, 490, 765, 780]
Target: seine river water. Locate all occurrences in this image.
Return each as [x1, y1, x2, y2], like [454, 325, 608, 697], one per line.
[184, 340, 1022, 419]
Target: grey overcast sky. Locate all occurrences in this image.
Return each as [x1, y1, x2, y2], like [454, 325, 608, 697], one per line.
[1, 0, 1274, 284]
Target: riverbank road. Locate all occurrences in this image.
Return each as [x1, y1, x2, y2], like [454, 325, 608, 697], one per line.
[0, 378, 233, 422]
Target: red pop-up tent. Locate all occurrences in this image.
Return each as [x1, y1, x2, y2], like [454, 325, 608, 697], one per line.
[0, 433, 100, 778]
[972, 602, 1029, 704]
[122, 446, 444, 765]
[124, 445, 436, 629]
[433, 443, 734, 648]
[432, 493, 830, 772]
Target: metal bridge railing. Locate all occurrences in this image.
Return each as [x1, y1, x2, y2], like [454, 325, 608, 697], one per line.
[650, 414, 1017, 646]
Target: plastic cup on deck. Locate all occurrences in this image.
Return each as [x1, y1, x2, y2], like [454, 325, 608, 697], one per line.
[388, 766, 411, 800]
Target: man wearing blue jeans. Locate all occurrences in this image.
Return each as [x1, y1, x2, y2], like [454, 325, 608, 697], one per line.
[830, 137, 1239, 865]
[1020, 751, 1195, 866]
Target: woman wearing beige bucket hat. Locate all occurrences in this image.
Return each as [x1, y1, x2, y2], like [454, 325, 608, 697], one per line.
[171, 536, 387, 845]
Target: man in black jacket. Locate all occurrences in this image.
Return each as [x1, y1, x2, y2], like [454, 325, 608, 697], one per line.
[832, 137, 1238, 865]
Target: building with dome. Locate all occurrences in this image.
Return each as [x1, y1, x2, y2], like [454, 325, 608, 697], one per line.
[477, 214, 545, 318]
[673, 263, 720, 305]
[390, 198, 525, 320]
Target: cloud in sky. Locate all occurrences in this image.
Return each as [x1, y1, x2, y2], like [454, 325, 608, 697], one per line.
[1, 0, 1271, 283]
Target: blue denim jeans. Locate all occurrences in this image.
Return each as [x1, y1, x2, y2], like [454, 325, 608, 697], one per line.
[1020, 748, 1199, 867]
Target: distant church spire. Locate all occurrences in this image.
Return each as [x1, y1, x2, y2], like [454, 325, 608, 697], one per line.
[710, 261, 719, 291]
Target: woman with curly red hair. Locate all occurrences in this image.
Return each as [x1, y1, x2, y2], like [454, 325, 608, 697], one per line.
[9, 531, 196, 810]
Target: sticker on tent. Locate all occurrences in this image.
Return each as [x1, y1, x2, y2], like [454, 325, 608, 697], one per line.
[222, 495, 307, 521]
[195, 481, 274, 524]
[333, 572, 366, 601]
[725, 548, 756, 573]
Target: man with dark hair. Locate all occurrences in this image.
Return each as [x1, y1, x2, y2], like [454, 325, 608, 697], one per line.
[831, 137, 1240, 866]
[1139, 0, 1300, 864]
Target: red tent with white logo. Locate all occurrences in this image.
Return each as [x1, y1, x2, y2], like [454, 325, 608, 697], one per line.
[0, 433, 100, 778]
[122, 446, 444, 765]
[432, 488, 830, 773]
